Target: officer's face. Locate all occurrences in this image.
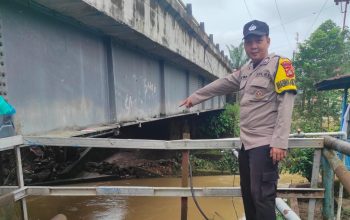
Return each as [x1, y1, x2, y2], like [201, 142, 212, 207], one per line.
[244, 35, 270, 64]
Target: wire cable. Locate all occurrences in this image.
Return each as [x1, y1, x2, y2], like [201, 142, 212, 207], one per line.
[188, 160, 210, 220]
[274, 0, 293, 50]
[306, 0, 329, 38]
[243, 0, 253, 19]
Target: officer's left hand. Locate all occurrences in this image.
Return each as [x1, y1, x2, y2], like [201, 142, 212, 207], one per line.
[270, 147, 287, 164]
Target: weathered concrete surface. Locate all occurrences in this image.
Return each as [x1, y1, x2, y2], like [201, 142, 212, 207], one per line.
[30, 0, 232, 80]
[1, 0, 229, 135]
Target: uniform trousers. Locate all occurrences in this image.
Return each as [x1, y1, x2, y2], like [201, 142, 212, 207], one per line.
[239, 145, 279, 220]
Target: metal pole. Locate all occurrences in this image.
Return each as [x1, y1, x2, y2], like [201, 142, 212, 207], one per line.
[341, 89, 348, 129]
[322, 154, 334, 220]
[181, 123, 190, 220]
[289, 131, 346, 138]
[336, 119, 348, 220]
[15, 146, 28, 220]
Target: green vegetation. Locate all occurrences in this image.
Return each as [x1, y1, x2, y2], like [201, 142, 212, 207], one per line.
[227, 42, 249, 70]
[281, 20, 349, 181]
[280, 148, 314, 182]
[293, 20, 348, 132]
[190, 150, 239, 175]
[276, 211, 285, 220]
[193, 104, 240, 174]
[199, 103, 240, 138]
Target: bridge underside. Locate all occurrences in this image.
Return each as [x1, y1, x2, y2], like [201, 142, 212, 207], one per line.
[0, 1, 229, 135]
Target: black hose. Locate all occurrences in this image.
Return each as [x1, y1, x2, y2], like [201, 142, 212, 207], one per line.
[188, 160, 210, 220]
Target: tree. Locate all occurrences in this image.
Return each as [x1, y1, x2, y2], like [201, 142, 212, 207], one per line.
[281, 20, 349, 182]
[227, 42, 249, 70]
[293, 20, 348, 132]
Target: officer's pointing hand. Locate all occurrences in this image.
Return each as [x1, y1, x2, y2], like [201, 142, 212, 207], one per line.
[179, 98, 193, 108]
[270, 147, 287, 164]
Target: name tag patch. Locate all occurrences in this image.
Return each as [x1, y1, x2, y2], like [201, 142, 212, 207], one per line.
[256, 70, 271, 79]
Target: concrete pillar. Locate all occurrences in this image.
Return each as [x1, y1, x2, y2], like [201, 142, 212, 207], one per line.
[186, 4, 192, 15]
[199, 22, 205, 32]
[209, 34, 213, 43]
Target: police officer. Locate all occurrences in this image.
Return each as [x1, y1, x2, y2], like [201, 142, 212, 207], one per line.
[180, 20, 297, 220]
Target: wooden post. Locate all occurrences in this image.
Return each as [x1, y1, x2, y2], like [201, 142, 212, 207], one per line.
[322, 154, 334, 220]
[289, 198, 300, 216]
[181, 122, 190, 220]
[307, 149, 321, 220]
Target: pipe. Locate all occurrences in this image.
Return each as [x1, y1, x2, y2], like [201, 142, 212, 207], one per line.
[51, 214, 67, 220]
[323, 149, 350, 194]
[290, 132, 346, 138]
[324, 136, 350, 155]
[276, 198, 301, 220]
[231, 149, 239, 158]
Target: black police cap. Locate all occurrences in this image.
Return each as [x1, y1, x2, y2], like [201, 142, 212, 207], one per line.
[243, 20, 269, 39]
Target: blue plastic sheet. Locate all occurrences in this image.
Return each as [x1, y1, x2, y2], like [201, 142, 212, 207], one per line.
[0, 96, 15, 115]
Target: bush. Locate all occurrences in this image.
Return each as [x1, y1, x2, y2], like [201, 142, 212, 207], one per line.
[190, 150, 239, 175]
[199, 104, 240, 138]
[280, 148, 314, 182]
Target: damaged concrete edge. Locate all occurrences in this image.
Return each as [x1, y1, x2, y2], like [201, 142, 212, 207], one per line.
[25, 108, 224, 138]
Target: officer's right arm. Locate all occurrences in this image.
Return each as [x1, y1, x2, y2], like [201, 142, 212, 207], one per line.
[180, 71, 241, 108]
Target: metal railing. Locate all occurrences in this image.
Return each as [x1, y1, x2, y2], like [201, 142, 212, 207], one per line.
[1, 133, 346, 220]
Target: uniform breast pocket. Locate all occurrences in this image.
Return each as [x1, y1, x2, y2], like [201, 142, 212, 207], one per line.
[248, 78, 271, 102]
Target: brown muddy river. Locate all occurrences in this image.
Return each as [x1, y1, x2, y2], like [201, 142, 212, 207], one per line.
[2, 174, 307, 220]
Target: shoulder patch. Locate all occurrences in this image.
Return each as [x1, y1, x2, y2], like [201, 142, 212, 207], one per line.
[274, 58, 297, 94]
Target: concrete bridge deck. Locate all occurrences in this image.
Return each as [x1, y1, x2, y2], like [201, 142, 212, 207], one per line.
[0, 0, 233, 135]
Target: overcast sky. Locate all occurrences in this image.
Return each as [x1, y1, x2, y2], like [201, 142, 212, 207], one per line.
[182, 0, 345, 59]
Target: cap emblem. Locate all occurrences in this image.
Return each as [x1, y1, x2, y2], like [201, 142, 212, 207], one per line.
[248, 24, 257, 31]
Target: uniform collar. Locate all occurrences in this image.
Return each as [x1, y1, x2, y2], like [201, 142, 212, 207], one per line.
[248, 53, 275, 70]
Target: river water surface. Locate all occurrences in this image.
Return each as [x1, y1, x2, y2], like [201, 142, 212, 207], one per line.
[6, 174, 307, 220]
